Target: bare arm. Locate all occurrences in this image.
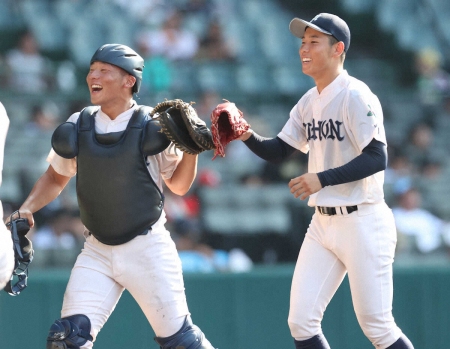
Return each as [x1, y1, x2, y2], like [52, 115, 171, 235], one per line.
[14, 165, 71, 227]
[164, 153, 198, 196]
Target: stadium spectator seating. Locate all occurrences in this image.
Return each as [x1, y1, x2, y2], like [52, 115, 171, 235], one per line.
[1, 0, 450, 262]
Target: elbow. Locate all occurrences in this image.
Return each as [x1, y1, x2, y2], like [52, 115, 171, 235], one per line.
[381, 153, 388, 171]
[175, 189, 190, 196]
[170, 185, 191, 196]
[374, 157, 387, 173]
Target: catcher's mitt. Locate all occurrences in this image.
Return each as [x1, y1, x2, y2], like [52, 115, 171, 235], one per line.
[151, 99, 215, 155]
[210, 100, 250, 160]
[4, 211, 33, 296]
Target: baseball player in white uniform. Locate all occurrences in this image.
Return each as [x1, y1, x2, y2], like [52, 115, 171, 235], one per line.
[0, 102, 15, 290]
[8, 44, 215, 349]
[238, 14, 414, 349]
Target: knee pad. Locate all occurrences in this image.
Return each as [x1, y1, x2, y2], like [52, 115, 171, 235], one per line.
[46, 314, 93, 349]
[154, 316, 215, 349]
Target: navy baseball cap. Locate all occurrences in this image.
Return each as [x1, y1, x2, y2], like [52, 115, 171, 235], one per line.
[289, 13, 351, 52]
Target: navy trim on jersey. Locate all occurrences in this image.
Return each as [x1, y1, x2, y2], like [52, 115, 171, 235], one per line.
[317, 138, 387, 187]
[243, 133, 296, 163]
[243, 133, 386, 187]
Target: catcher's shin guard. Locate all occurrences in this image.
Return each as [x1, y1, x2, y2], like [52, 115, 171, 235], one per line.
[46, 314, 93, 349]
[154, 316, 216, 349]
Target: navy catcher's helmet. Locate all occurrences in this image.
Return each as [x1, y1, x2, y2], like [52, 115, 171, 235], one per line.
[90, 44, 144, 93]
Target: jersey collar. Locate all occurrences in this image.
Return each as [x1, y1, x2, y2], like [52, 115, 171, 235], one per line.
[98, 101, 138, 122]
[312, 70, 350, 107]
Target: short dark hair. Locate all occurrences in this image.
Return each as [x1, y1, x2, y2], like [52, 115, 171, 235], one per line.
[329, 35, 346, 62]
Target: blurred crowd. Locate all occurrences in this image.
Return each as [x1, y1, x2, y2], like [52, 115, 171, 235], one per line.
[1, 0, 450, 271]
[382, 46, 450, 261]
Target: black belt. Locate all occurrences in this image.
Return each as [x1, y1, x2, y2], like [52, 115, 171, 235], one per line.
[88, 229, 149, 237]
[317, 205, 358, 216]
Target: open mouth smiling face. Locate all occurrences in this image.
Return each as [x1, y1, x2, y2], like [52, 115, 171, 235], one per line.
[91, 84, 103, 94]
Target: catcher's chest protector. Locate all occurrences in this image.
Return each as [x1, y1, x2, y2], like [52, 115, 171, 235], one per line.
[76, 107, 163, 245]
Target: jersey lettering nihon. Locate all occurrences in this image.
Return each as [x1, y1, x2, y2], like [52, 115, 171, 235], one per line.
[278, 70, 386, 207]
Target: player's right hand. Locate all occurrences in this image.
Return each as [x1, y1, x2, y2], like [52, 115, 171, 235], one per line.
[288, 173, 322, 200]
[237, 129, 253, 141]
[4, 209, 34, 228]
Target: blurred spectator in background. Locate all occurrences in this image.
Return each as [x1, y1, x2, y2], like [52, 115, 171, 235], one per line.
[196, 21, 236, 62]
[261, 152, 308, 184]
[195, 90, 222, 121]
[5, 30, 54, 93]
[197, 167, 221, 188]
[112, 0, 166, 27]
[56, 60, 78, 93]
[173, 219, 253, 273]
[142, 54, 172, 93]
[164, 167, 253, 273]
[137, 41, 173, 94]
[24, 103, 59, 136]
[137, 10, 199, 62]
[29, 208, 84, 268]
[403, 122, 438, 174]
[164, 185, 200, 221]
[17, 102, 62, 206]
[414, 48, 450, 127]
[384, 150, 415, 200]
[30, 208, 83, 251]
[392, 187, 446, 255]
[182, 0, 216, 17]
[420, 159, 443, 180]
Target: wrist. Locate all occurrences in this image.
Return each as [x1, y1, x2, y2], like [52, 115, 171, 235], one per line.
[241, 129, 253, 142]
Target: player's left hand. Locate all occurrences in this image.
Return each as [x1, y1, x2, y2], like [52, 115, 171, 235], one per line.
[288, 173, 322, 200]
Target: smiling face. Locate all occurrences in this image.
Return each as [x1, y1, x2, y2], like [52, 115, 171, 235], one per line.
[300, 27, 344, 91]
[86, 61, 135, 109]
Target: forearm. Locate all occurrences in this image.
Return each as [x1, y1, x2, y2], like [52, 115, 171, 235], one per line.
[165, 153, 198, 195]
[243, 133, 296, 163]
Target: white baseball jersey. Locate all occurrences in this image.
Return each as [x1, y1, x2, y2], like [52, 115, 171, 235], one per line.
[0, 102, 14, 290]
[0, 102, 8, 189]
[278, 70, 386, 207]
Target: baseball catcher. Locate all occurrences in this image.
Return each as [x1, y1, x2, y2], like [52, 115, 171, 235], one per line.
[151, 99, 215, 155]
[15, 43, 217, 349]
[210, 100, 250, 160]
[4, 211, 33, 296]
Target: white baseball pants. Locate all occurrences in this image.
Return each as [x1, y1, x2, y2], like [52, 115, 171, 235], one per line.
[0, 219, 14, 290]
[288, 202, 404, 349]
[60, 228, 189, 348]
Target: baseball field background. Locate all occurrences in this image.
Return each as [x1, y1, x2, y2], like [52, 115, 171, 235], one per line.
[1, 262, 449, 348]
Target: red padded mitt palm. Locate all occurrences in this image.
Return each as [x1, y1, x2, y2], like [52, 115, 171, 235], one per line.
[210, 100, 250, 160]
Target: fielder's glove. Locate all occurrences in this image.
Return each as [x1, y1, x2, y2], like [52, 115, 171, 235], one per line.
[210, 100, 250, 160]
[4, 211, 33, 296]
[151, 99, 215, 155]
